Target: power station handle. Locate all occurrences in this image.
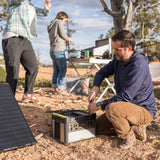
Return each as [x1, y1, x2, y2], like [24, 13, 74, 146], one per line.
[52, 113, 67, 119]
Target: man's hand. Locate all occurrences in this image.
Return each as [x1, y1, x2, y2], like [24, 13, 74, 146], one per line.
[45, 0, 51, 8]
[88, 86, 99, 102]
[88, 103, 99, 114]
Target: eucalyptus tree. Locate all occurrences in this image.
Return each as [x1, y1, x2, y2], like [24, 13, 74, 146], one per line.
[0, 0, 7, 31]
[105, 27, 115, 39]
[100, 0, 160, 33]
[99, 33, 104, 40]
[133, 0, 160, 45]
[99, 0, 160, 60]
[67, 20, 77, 54]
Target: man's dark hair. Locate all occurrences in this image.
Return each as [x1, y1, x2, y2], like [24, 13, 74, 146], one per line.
[112, 30, 135, 50]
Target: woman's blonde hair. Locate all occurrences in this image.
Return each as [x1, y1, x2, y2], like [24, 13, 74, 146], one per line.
[56, 11, 68, 20]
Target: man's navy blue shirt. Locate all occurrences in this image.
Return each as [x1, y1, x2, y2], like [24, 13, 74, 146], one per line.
[93, 51, 157, 117]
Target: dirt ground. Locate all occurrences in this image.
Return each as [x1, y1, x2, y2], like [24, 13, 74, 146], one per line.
[18, 66, 97, 80]
[0, 67, 160, 160]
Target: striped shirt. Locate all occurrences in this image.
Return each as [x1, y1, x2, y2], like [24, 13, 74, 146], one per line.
[3, 0, 50, 39]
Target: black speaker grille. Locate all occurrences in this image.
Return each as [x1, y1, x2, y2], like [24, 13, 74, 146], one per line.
[0, 83, 37, 152]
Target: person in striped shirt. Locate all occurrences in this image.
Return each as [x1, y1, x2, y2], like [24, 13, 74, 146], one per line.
[2, 0, 51, 103]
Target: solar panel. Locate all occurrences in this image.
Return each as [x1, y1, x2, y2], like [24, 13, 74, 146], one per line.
[0, 83, 37, 152]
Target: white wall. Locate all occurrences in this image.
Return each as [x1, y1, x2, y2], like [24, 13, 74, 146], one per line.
[93, 45, 109, 56]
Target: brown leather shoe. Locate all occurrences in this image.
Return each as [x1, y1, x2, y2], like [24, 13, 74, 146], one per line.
[132, 125, 147, 142]
[119, 130, 136, 149]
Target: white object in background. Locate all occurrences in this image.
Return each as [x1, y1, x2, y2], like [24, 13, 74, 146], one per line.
[149, 62, 160, 83]
[93, 45, 109, 57]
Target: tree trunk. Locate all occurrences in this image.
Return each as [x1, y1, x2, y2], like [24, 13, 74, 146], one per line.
[110, 0, 123, 33]
[100, 0, 136, 33]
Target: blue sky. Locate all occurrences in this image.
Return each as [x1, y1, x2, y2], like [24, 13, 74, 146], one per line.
[0, 0, 113, 64]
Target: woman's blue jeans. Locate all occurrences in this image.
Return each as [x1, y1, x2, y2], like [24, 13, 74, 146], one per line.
[50, 51, 67, 90]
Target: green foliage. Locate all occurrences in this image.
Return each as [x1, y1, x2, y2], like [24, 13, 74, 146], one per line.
[98, 27, 115, 41]
[98, 27, 115, 54]
[154, 88, 160, 99]
[17, 74, 160, 100]
[99, 33, 104, 40]
[0, 66, 6, 82]
[105, 27, 115, 39]
[134, 0, 160, 40]
[34, 78, 51, 87]
[69, 48, 78, 54]
[100, 1, 160, 60]
[105, 27, 115, 53]
[67, 20, 77, 54]
[67, 20, 76, 38]
[0, 0, 7, 32]
[133, 0, 160, 58]
[89, 75, 114, 93]
[17, 77, 24, 86]
[18, 77, 51, 87]
[150, 42, 160, 60]
[41, 64, 53, 67]
[67, 64, 92, 69]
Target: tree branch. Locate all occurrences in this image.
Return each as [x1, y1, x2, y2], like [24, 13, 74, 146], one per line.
[134, 1, 143, 14]
[136, 39, 160, 46]
[146, 27, 156, 39]
[137, 2, 160, 14]
[133, 0, 139, 7]
[145, 2, 160, 10]
[124, 0, 133, 30]
[100, 0, 107, 9]
[100, 0, 125, 17]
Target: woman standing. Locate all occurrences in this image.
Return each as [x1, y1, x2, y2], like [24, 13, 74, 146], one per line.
[48, 12, 73, 94]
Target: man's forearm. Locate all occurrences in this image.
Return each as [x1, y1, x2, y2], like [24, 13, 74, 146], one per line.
[93, 72, 104, 87]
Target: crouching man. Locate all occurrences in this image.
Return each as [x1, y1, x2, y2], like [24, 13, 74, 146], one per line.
[88, 30, 157, 149]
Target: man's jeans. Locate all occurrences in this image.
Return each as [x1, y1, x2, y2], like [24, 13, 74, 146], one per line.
[50, 51, 67, 90]
[2, 37, 38, 95]
[96, 102, 153, 139]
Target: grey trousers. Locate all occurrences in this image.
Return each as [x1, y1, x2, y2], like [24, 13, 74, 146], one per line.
[2, 36, 38, 95]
